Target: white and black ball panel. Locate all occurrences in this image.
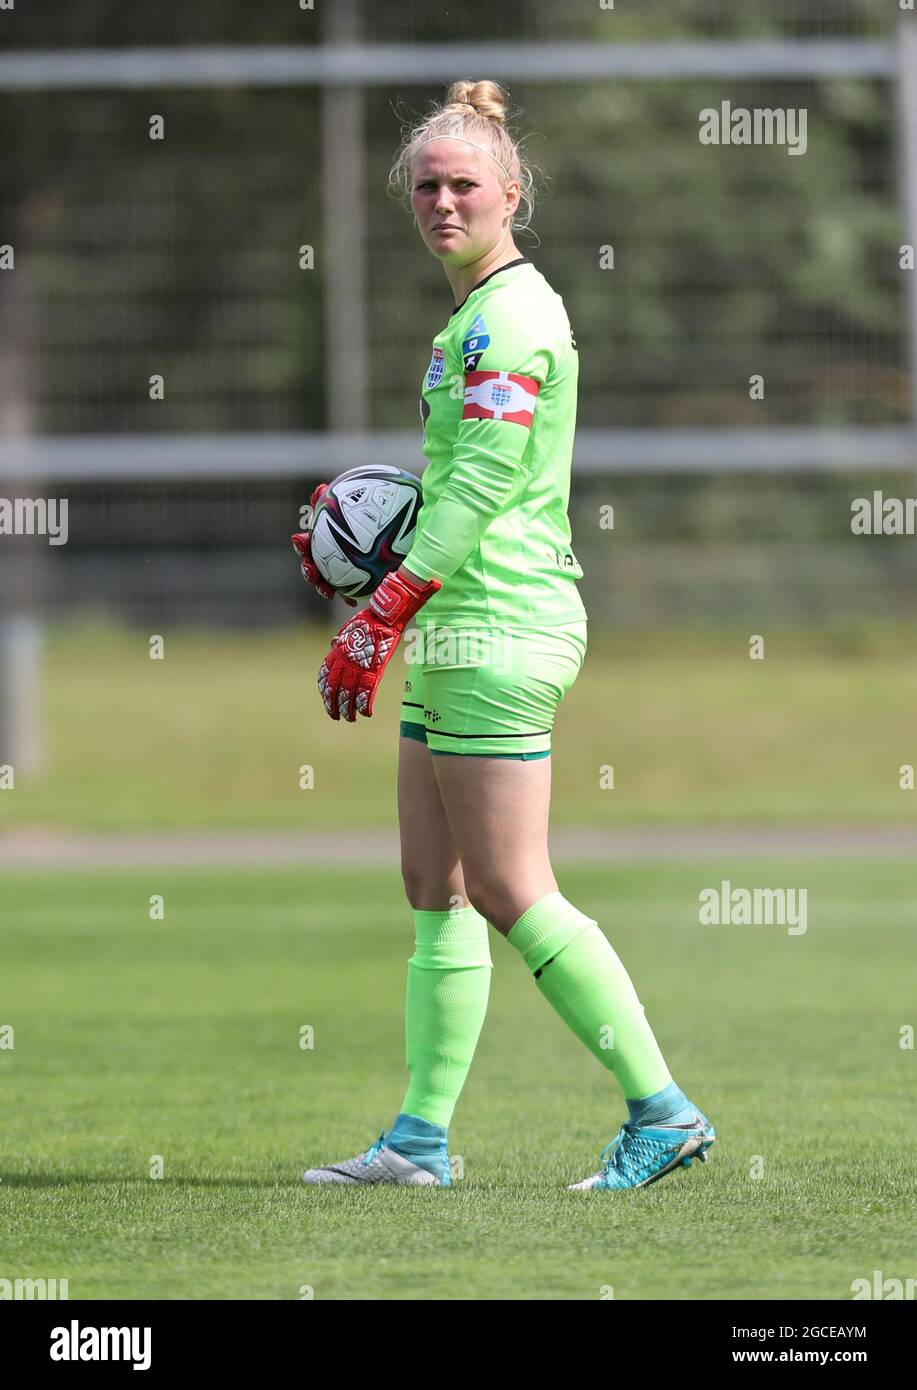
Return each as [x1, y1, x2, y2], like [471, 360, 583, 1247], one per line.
[309, 465, 423, 599]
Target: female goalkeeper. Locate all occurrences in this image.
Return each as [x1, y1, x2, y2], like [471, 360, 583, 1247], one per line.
[292, 79, 715, 1191]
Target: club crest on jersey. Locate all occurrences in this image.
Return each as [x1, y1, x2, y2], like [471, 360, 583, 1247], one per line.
[461, 313, 490, 370]
[424, 346, 445, 390]
[462, 370, 540, 427]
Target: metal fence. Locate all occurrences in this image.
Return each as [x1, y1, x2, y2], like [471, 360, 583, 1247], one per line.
[0, 1, 915, 640]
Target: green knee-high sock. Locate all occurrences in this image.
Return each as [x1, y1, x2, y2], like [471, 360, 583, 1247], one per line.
[507, 891, 672, 1100]
[400, 904, 493, 1128]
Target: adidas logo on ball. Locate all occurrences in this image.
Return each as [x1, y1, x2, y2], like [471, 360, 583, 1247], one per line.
[308, 466, 423, 603]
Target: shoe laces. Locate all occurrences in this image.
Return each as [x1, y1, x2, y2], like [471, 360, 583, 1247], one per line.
[600, 1121, 682, 1182]
[362, 1130, 387, 1165]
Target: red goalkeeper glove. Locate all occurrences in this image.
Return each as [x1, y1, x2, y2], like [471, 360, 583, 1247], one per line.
[318, 568, 442, 721]
[291, 482, 357, 607]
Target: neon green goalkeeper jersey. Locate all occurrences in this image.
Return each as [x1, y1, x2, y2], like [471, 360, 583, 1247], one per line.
[404, 256, 586, 628]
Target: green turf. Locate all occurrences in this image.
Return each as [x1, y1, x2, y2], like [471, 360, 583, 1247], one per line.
[1, 618, 916, 831]
[2, 860, 914, 1300]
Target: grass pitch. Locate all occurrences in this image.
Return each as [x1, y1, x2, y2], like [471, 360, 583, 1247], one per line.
[1, 619, 915, 830]
[2, 858, 914, 1300]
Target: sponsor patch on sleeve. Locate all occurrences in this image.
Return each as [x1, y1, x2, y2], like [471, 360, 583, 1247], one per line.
[461, 313, 490, 370]
[461, 370, 540, 427]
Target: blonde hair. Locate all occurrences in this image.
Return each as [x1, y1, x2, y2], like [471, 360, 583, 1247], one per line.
[387, 79, 538, 235]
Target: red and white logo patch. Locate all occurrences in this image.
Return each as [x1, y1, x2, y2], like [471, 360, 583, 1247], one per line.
[461, 370, 540, 427]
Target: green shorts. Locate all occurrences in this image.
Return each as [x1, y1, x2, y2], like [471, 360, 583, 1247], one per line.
[399, 621, 588, 758]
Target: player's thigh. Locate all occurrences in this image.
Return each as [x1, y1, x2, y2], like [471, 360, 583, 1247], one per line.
[431, 751, 555, 889]
[423, 626, 585, 924]
[397, 734, 467, 910]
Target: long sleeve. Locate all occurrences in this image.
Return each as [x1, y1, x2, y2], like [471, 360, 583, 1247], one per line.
[405, 310, 553, 585]
[404, 407, 536, 582]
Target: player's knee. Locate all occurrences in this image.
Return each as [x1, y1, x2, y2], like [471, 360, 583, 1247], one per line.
[401, 861, 463, 912]
[401, 864, 429, 909]
[463, 879, 515, 935]
[465, 877, 561, 936]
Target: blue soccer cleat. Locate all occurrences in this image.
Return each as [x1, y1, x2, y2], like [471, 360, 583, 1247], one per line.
[568, 1108, 716, 1191]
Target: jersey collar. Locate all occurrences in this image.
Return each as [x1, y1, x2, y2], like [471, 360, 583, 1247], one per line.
[449, 256, 532, 317]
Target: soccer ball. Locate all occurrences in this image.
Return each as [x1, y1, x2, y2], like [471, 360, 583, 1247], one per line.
[309, 465, 423, 600]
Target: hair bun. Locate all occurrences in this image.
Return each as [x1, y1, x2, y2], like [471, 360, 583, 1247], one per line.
[445, 79, 508, 126]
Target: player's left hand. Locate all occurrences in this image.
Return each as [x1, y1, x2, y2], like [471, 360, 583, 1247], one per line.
[318, 568, 442, 721]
